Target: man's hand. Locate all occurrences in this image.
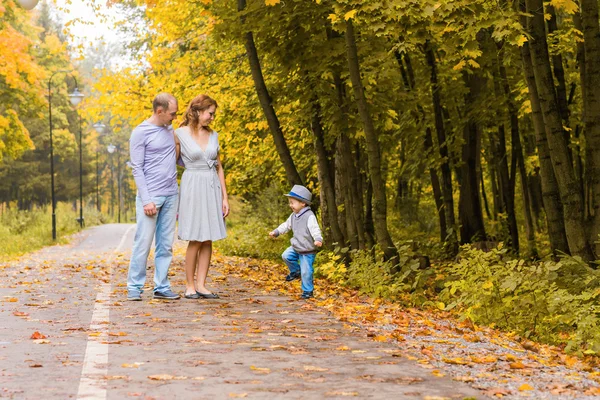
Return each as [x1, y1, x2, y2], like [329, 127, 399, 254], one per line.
[269, 231, 277, 238]
[314, 241, 323, 247]
[143, 202, 157, 216]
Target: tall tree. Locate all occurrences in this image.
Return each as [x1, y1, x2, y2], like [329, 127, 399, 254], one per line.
[345, 18, 399, 263]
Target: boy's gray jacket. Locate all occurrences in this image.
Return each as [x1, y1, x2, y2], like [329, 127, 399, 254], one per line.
[273, 207, 323, 254]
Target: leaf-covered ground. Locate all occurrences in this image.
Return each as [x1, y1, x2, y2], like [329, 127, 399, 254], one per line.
[0, 224, 598, 399]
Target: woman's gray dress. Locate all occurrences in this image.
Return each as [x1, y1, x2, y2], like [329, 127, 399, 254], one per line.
[176, 127, 227, 242]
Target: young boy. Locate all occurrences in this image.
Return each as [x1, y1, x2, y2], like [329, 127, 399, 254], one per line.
[269, 185, 323, 299]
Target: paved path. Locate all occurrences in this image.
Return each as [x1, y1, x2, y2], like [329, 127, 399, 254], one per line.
[0, 224, 482, 399]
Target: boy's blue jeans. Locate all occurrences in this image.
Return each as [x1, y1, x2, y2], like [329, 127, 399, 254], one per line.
[127, 194, 178, 294]
[282, 246, 316, 293]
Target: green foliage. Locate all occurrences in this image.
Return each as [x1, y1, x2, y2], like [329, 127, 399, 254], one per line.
[0, 202, 104, 260]
[440, 245, 600, 354]
[316, 245, 435, 303]
[214, 195, 289, 261]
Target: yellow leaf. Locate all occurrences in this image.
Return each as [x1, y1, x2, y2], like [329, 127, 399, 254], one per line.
[250, 365, 270, 374]
[550, 0, 579, 14]
[265, 0, 280, 5]
[519, 383, 534, 391]
[304, 365, 328, 371]
[482, 281, 493, 289]
[122, 362, 143, 368]
[442, 357, 469, 365]
[148, 374, 174, 380]
[510, 361, 526, 369]
[344, 10, 357, 20]
[328, 14, 338, 23]
[453, 60, 466, 71]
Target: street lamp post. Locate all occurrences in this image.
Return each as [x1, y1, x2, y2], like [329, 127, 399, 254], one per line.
[107, 144, 121, 223]
[92, 123, 107, 213]
[48, 71, 84, 240]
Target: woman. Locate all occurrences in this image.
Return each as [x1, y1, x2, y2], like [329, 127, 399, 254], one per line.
[175, 94, 229, 299]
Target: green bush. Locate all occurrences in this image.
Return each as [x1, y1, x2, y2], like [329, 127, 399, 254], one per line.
[316, 244, 435, 303]
[215, 196, 288, 261]
[439, 245, 600, 354]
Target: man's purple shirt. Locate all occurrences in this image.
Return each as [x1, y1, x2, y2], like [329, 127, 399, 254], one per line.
[129, 120, 178, 206]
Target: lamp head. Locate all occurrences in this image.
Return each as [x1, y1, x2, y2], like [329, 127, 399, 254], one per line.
[92, 122, 107, 134]
[68, 87, 85, 106]
[16, 0, 39, 10]
[107, 144, 116, 154]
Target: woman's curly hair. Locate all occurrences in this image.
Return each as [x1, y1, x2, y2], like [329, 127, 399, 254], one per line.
[180, 94, 218, 133]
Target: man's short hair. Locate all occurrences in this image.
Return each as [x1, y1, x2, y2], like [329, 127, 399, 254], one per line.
[152, 93, 177, 112]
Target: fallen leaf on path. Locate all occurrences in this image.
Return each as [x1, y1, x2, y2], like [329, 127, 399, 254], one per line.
[104, 375, 128, 380]
[122, 362, 143, 368]
[453, 376, 475, 382]
[584, 387, 600, 395]
[470, 355, 497, 363]
[304, 365, 328, 372]
[249, 366, 270, 374]
[148, 374, 187, 380]
[442, 357, 469, 365]
[519, 383, 534, 391]
[30, 331, 46, 339]
[228, 394, 248, 398]
[29, 364, 43, 368]
[13, 311, 28, 317]
[325, 392, 358, 396]
[109, 332, 128, 336]
[510, 361, 526, 369]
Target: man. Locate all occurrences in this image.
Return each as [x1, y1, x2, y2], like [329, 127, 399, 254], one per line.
[127, 93, 180, 301]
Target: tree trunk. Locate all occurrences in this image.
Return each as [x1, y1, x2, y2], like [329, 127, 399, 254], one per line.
[498, 45, 528, 253]
[237, 0, 303, 186]
[525, 0, 588, 257]
[521, 40, 569, 255]
[399, 51, 446, 243]
[310, 99, 344, 247]
[425, 127, 447, 242]
[547, 4, 571, 127]
[345, 19, 398, 263]
[424, 40, 458, 255]
[459, 70, 487, 243]
[333, 72, 366, 250]
[580, 0, 600, 257]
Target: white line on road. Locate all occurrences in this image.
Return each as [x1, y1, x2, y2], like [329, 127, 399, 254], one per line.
[77, 225, 135, 400]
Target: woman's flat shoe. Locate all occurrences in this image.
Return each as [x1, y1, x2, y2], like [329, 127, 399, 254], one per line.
[196, 292, 219, 299]
[184, 292, 200, 299]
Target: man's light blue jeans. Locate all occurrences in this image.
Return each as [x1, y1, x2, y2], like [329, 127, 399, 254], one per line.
[127, 194, 178, 294]
[282, 246, 316, 293]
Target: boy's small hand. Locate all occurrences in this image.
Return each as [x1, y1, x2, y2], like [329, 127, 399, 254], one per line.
[269, 231, 276, 238]
[314, 241, 323, 247]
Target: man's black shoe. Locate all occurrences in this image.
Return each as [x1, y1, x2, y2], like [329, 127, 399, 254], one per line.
[301, 291, 314, 299]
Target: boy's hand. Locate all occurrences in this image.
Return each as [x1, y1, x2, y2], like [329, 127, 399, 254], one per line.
[314, 240, 323, 247]
[269, 231, 277, 238]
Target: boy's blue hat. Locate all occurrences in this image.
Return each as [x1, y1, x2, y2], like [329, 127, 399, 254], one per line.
[284, 184, 312, 205]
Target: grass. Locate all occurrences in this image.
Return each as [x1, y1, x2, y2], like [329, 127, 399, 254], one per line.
[0, 202, 105, 261]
